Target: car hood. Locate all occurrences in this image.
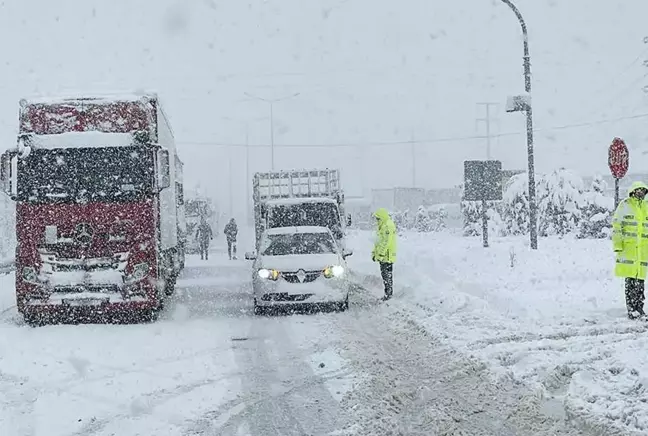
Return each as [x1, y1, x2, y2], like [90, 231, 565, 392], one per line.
[259, 253, 342, 272]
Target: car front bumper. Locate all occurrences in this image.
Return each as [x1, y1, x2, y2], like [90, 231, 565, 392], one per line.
[253, 278, 349, 307]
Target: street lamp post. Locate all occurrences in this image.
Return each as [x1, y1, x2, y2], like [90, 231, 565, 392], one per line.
[243, 92, 300, 171]
[501, 0, 538, 250]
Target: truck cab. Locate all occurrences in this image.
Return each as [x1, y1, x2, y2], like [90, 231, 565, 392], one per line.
[0, 93, 185, 324]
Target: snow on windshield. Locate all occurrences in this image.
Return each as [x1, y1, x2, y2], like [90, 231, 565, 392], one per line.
[261, 232, 337, 256]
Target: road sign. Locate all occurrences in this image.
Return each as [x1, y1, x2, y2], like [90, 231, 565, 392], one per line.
[463, 160, 503, 202]
[608, 137, 629, 180]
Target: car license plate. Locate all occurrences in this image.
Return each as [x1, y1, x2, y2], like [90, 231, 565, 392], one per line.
[62, 298, 109, 306]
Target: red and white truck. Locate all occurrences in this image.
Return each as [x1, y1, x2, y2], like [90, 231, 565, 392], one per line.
[0, 92, 186, 324]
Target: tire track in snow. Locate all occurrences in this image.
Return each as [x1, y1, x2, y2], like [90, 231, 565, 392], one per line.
[186, 314, 343, 435]
[331, 303, 589, 436]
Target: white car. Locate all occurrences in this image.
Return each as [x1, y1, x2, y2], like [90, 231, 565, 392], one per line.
[245, 225, 353, 314]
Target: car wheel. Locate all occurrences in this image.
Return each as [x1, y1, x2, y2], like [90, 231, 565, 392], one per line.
[253, 298, 264, 316]
[337, 295, 349, 312]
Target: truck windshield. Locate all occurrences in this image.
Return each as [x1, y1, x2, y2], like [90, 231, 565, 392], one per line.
[261, 232, 337, 256]
[17, 146, 154, 203]
[267, 202, 342, 239]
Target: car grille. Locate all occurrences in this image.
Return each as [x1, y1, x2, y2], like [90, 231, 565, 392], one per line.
[282, 271, 321, 284]
[261, 293, 314, 302]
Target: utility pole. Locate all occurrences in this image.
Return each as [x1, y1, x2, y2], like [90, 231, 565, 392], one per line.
[245, 126, 251, 226]
[221, 115, 267, 225]
[410, 130, 416, 187]
[228, 147, 233, 217]
[476, 102, 498, 160]
[243, 92, 301, 171]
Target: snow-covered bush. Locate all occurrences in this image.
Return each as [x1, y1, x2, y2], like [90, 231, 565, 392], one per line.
[501, 173, 530, 236]
[577, 175, 614, 239]
[430, 206, 447, 232]
[461, 200, 504, 237]
[536, 168, 584, 237]
[414, 205, 433, 232]
[393, 209, 412, 231]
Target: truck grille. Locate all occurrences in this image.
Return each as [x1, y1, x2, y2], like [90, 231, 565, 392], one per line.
[282, 271, 321, 283]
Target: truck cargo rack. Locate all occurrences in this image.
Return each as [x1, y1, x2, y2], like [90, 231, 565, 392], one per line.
[253, 169, 341, 201]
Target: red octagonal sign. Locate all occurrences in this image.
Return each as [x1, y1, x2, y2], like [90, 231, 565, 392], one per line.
[609, 137, 629, 179]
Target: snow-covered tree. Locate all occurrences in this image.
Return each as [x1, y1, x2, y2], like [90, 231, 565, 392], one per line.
[536, 168, 584, 237]
[577, 175, 614, 239]
[501, 173, 530, 236]
[414, 205, 433, 232]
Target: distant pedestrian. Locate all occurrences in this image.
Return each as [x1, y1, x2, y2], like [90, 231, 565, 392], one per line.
[371, 208, 397, 300]
[196, 217, 213, 260]
[224, 218, 238, 260]
[612, 181, 648, 319]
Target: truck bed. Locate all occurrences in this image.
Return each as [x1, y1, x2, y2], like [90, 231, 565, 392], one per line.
[253, 169, 340, 201]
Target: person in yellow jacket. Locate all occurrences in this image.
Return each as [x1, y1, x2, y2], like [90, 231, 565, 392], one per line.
[612, 181, 648, 319]
[372, 208, 397, 300]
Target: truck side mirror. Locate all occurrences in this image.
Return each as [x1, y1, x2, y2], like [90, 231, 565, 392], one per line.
[0, 151, 17, 200]
[156, 149, 170, 190]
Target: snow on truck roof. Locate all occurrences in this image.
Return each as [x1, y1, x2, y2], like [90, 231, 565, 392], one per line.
[28, 132, 137, 149]
[21, 91, 158, 106]
[264, 197, 337, 206]
[265, 226, 331, 235]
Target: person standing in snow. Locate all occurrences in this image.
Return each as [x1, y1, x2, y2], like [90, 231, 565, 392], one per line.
[224, 218, 238, 260]
[195, 217, 213, 260]
[612, 181, 648, 319]
[372, 208, 397, 300]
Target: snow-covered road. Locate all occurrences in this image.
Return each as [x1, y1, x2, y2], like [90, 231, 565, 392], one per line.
[0, 238, 591, 435]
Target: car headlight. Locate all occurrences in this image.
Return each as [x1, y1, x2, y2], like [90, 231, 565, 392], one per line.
[323, 265, 345, 278]
[257, 268, 279, 280]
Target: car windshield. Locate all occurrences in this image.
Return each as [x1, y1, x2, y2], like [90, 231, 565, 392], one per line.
[17, 146, 154, 203]
[261, 232, 337, 256]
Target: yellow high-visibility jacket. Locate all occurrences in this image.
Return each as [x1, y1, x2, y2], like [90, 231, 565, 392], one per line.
[612, 181, 648, 279]
[372, 208, 397, 263]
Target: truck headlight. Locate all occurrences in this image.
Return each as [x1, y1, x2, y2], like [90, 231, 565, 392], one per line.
[22, 267, 39, 284]
[126, 263, 149, 284]
[323, 265, 345, 278]
[258, 268, 279, 280]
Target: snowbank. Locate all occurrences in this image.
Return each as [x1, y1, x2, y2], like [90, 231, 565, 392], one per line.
[346, 229, 648, 434]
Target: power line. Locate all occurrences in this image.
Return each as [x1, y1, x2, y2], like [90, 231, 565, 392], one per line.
[178, 112, 648, 149]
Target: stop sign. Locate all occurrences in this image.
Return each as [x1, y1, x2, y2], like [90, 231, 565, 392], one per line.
[609, 137, 629, 179]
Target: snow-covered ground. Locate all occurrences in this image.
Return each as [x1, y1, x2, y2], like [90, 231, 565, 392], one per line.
[1, 229, 599, 435]
[346, 229, 648, 435]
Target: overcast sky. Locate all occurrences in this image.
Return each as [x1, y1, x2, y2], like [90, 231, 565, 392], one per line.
[0, 0, 646, 220]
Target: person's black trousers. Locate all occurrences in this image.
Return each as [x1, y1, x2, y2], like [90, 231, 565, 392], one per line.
[227, 239, 237, 259]
[380, 262, 393, 298]
[625, 278, 645, 319]
[199, 240, 209, 260]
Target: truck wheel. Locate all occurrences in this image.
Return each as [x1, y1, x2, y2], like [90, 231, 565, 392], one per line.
[24, 314, 43, 327]
[141, 308, 159, 323]
[165, 275, 177, 296]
